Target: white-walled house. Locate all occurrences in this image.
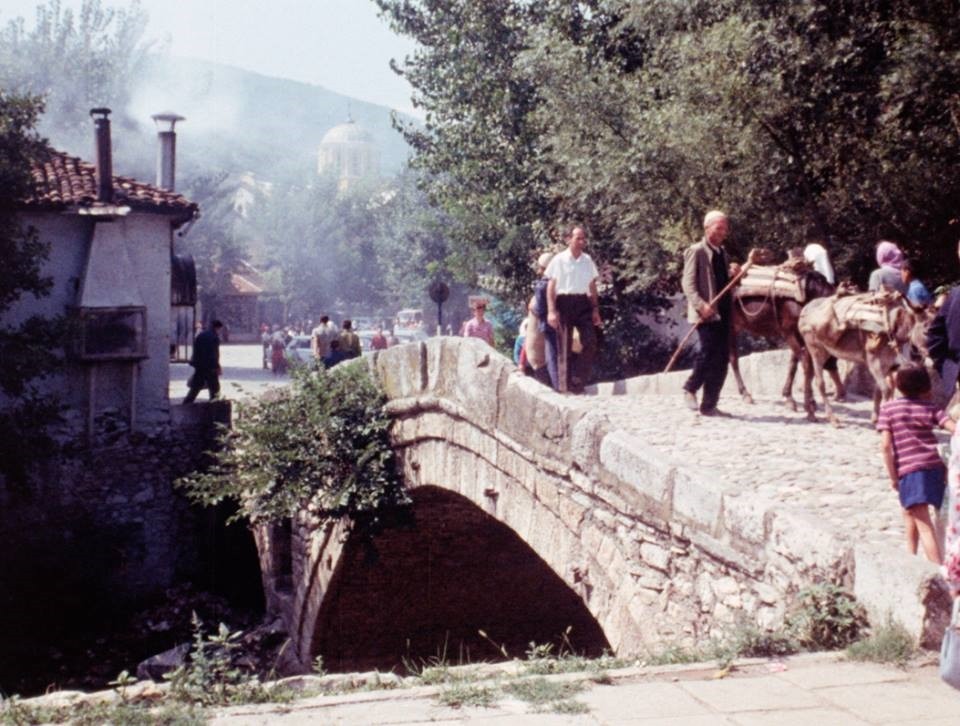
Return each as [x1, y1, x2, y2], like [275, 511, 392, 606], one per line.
[9, 110, 197, 437]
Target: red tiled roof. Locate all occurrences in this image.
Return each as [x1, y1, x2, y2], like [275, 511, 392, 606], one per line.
[229, 273, 264, 295]
[23, 145, 197, 217]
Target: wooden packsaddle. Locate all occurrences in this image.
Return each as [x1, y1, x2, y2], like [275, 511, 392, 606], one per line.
[735, 261, 810, 303]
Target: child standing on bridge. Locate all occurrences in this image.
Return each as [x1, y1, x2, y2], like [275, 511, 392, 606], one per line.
[877, 365, 956, 564]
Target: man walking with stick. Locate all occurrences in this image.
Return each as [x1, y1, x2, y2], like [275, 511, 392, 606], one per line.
[680, 210, 739, 416]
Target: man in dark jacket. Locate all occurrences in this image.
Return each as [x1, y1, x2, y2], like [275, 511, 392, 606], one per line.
[184, 320, 223, 403]
[927, 241, 960, 398]
[681, 210, 739, 416]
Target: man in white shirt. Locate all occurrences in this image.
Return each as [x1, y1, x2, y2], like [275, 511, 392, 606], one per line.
[311, 315, 339, 360]
[546, 225, 602, 392]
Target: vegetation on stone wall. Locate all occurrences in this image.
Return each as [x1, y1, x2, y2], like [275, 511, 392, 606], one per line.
[177, 365, 410, 534]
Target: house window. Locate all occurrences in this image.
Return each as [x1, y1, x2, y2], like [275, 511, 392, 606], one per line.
[74, 307, 147, 360]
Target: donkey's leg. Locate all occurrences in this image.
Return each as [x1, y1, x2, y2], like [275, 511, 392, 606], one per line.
[728, 328, 754, 404]
[825, 356, 846, 402]
[808, 344, 836, 425]
[782, 340, 802, 412]
[800, 347, 816, 419]
[865, 352, 892, 424]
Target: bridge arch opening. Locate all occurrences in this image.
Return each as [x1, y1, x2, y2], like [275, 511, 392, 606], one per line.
[310, 485, 610, 672]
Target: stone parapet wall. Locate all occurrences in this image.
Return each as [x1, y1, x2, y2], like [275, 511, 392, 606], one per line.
[274, 338, 947, 670]
[592, 348, 874, 400]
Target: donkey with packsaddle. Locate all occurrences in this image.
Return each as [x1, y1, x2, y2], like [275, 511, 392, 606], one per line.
[730, 254, 930, 425]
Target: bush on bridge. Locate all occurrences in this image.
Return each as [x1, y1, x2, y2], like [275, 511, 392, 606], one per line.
[176, 365, 410, 535]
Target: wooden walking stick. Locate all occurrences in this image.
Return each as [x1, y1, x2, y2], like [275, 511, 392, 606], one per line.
[663, 248, 759, 373]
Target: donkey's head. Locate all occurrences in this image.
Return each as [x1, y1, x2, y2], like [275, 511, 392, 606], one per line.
[890, 300, 932, 362]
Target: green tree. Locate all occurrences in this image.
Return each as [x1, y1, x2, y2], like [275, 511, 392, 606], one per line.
[0, 0, 154, 153]
[259, 175, 391, 320]
[0, 92, 63, 483]
[178, 172, 252, 319]
[376, 0, 960, 378]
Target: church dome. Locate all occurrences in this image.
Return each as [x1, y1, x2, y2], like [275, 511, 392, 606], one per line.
[318, 117, 380, 190]
[320, 120, 375, 145]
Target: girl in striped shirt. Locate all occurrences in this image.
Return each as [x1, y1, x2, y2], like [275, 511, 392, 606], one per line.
[877, 365, 956, 564]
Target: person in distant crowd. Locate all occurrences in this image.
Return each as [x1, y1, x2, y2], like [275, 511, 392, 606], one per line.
[322, 339, 349, 369]
[681, 210, 738, 416]
[545, 226, 600, 393]
[388, 329, 401, 347]
[868, 240, 908, 295]
[271, 328, 288, 375]
[311, 315, 339, 360]
[518, 295, 551, 386]
[513, 320, 525, 365]
[260, 323, 271, 369]
[184, 320, 223, 403]
[370, 326, 389, 351]
[339, 319, 362, 358]
[877, 365, 955, 564]
[927, 240, 960, 398]
[900, 259, 933, 307]
[528, 252, 559, 389]
[461, 300, 495, 345]
[803, 241, 836, 284]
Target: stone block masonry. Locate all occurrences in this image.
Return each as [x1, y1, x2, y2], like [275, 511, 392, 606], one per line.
[263, 339, 950, 672]
[0, 400, 232, 634]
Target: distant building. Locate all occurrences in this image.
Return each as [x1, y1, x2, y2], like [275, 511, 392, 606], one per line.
[317, 116, 380, 191]
[204, 260, 281, 342]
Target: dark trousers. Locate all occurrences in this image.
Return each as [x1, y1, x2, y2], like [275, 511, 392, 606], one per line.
[546, 294, 597, 393]
[542, 326, 560, 390]
[184, 368, 220, 403]
[683, 320, 729, 412]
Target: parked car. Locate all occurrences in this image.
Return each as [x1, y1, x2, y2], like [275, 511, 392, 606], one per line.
[351, 316, 377, 332]
[394, 327, 429, 344]
[285, 335, 313, 365]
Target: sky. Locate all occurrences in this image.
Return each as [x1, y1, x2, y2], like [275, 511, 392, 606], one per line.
[2, 0, 421, 116]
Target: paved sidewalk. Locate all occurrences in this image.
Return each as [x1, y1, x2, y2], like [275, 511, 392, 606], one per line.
[170, 343, 291, 403]
[209, 654, 960, 725]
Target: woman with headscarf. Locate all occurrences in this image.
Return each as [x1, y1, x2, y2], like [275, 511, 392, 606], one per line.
[868, 240, 908, 295]
[803, 242, 835, 285]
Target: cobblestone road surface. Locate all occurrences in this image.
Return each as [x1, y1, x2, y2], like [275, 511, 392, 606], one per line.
[592, 392, 951, 552]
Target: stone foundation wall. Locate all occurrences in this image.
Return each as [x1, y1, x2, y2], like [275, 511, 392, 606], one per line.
[0, 400, 231, 627]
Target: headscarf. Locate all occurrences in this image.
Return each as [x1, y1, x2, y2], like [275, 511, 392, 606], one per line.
[875, 240, 903, 270]
[803, 243, 835, 284]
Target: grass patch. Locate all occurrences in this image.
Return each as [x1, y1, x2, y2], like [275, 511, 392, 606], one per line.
[503, 677, 586, 713]
[846, 621, 915, 666]
[643, 644, 710, 666]
[437, 683, 498, 709]
[0, 700, 205, 726]
[552, 698, 590, 714]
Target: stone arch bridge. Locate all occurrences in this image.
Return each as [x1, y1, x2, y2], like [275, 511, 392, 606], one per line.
[254, 338, 951, 672]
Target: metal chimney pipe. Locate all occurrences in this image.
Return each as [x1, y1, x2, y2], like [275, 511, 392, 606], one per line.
[90, 108, 113, 203]
[151, 112, 185, 191]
